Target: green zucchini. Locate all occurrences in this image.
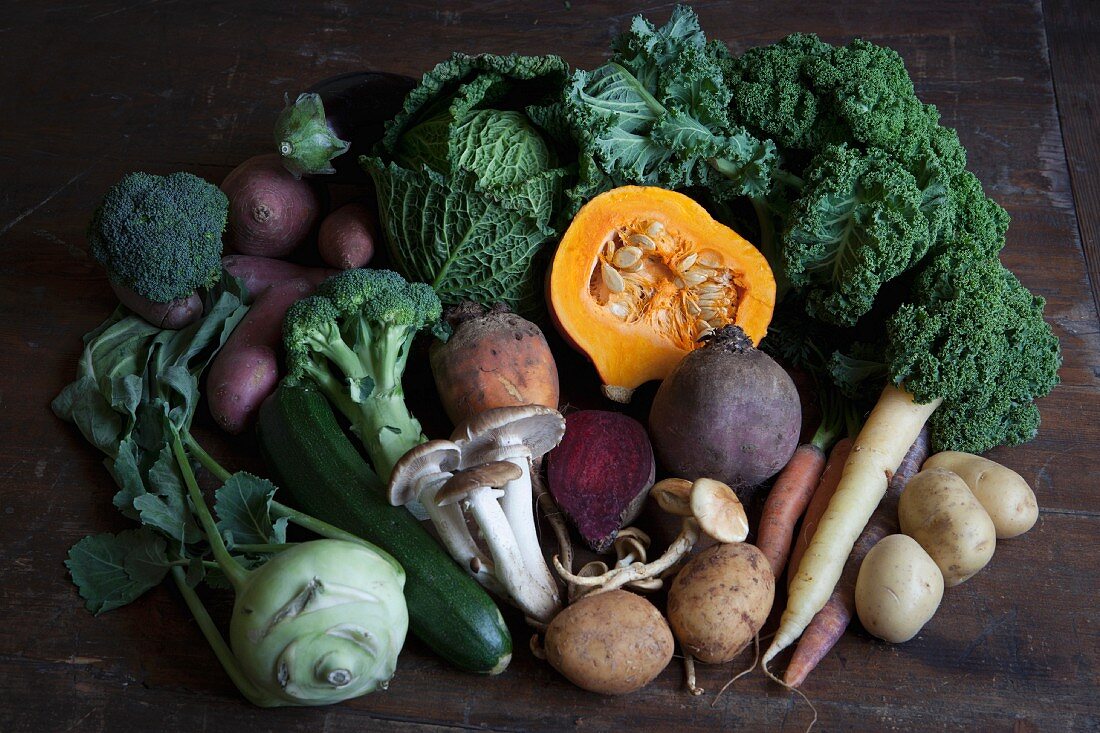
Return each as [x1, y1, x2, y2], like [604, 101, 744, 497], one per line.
[257, 382, 512, 674]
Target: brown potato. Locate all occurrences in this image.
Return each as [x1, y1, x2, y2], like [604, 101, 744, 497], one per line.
[855, 534, 944, 643]
[544, 590, 673, 695]
[899, 468, 997, 586]
[666, 542, 774, 664]
[923, 451, 1038, 539]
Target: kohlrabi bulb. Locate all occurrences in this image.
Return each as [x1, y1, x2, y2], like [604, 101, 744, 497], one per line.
[230, 539, 408, 706]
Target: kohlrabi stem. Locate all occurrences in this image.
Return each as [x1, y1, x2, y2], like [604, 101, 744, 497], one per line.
[232, 543, 297, 554]
[270, 501, 402, 576]
[171, 432, 249, 589]
[184, 432, 232, 483]
[169, 566, 276, 708]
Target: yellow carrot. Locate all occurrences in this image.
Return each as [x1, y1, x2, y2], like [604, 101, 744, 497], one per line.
[763, 383, 942, 670]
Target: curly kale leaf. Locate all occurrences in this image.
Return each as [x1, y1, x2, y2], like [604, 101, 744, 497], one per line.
[565, 5, 776, 200]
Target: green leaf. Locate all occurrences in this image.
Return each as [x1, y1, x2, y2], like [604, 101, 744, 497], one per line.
[66, 529, 170, 614]
[108, 438, 147, 520]
[134, 445, 202, 545]
[214, 472, 286, 547]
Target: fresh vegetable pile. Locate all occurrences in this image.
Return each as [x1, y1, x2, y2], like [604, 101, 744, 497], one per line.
[56, 2, 1060, 717]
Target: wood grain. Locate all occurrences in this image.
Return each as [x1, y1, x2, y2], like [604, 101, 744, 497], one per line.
[0, 1, 1097, 731]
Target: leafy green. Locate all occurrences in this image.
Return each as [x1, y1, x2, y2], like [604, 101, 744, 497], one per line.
[214, 473, 288, 548]
[66, 529, 171, 615]
[365, 53, 578, 315]
[565, 5, 776, 200]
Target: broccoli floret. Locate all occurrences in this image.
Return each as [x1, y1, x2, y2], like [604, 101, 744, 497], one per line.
[782, 144, 931, 325]
[885, 252, 1061, 453]
[283, 269, 442, 480]
[88, 172, 227, 302]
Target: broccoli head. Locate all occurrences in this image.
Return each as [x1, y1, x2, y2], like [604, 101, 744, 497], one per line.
[88, 171, 228, 302]
[886, 252, 1061, 453]
[283, 269, 442, 480]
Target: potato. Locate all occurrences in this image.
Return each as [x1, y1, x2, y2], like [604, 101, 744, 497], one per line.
[855, 534, 944, 643]
[923, 451, 1038, 538]
[899, 468, 997, 586]
[666, 542, 774, 664]
[544, 590, 672, 695]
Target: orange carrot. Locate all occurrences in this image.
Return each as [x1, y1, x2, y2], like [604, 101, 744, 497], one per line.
[784, 427, 930, 687]
[786, 438, 852, 591]
[757, 444, 828, 580]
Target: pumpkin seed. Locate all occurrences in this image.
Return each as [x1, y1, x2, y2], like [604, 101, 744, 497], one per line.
[646, 221, 666, 238]
[682, 270, 708, 286]
[679, 252, 699, 272]
[613, 246, 643, 268]
[696, 249, 722, 268]
[608, 301, 630, 319]
[628, 233, 657, 251]
[602, 261, 625, 293]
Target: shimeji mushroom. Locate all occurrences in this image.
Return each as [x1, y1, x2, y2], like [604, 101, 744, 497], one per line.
[450, 405, 566, 622]
[388, 440, 506, 597]
[554, 477, 748, 596]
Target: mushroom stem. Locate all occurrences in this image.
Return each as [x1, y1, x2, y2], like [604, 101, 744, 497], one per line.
[465, 486, 560, 622]
[419, 478, 506, 598]
[554, 519, 700, 597]
[498, 457, 560, 610]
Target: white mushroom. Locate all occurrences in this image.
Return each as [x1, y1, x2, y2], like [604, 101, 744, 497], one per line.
[451, 406, 566, 621]
[388, 440, 505, 596]
[436, 461, 559, 621]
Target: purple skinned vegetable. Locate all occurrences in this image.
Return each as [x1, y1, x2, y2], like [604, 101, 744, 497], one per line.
[274, 71, 415, 183]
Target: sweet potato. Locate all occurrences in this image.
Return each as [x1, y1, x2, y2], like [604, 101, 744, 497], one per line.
[317, 202, 376, 269]
[221, 254, 336, 297]
[206, 278, 315, 433]
[110, 280, 203, 329]
[221, 154, 322, 257]
[429, 302, 559, 426]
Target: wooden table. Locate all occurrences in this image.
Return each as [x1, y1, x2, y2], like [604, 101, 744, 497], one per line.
[2, 1, 1097, 730]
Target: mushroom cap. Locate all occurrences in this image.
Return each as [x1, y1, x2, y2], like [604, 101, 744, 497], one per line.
[450, 405, 566, 462]
[436, 461, 525, 507]
[689, 478, 749, 543]
[387, 439, 462, 506]
[650, 478, 694, 516]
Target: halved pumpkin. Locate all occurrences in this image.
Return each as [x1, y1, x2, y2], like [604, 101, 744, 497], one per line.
[548, 186, 775, 402]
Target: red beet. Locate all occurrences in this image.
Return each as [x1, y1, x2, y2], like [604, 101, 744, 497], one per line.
[546, 410, 656, 552]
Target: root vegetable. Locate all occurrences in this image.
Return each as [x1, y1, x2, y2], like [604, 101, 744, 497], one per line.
[922, 451, 1038, 538]
[648, 326, 801, 496]
[429, 302, 559, 425]
[110, 280, 203, 330]
[666, 542, 774, 664]
[546, 410, 655, 552]
[543, 590, 673, 695]
[899, 468, 996, 586]
[757, 443, 829, 580]
[318, 202, 377, 269]
[221, 154, 322, 257]
[785, 428, 929, 687]
[786, 438, 853, 591]
[855, 534, 944, 643]
[222, 254, 336, 296]
[207, 278, 316, 433]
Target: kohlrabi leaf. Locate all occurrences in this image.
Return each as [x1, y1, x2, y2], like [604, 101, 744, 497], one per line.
[134, 445, 202, 545]
[214, 472, 288, 548]
[108, 438, 147, 520]
[66, 529, 170, 614]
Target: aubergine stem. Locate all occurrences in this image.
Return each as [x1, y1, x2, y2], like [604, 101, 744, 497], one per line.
[275, 93, 350, 178]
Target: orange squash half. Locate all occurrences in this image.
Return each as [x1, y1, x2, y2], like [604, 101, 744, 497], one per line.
[549, 186, 775, 402]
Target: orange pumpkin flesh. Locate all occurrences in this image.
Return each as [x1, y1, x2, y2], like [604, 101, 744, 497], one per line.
[548, 186, 775, 402]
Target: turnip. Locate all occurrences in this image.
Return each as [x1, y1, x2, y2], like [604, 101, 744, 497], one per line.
[648, 326, 801, 496]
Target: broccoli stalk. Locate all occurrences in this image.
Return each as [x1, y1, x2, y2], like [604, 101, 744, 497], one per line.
[283, 269, 442, 481]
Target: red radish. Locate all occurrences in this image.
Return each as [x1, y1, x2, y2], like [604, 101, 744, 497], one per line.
[546, 410, 655, 552]
[110, 280, 203, 329]
[206, 278, 316, 433]
[318, 202, 377, 269]
[222, 254, 336, 296]
[220, 154, 322, 257]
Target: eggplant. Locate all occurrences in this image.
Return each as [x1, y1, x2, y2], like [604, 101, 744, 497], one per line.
[275, 71, 416, 183]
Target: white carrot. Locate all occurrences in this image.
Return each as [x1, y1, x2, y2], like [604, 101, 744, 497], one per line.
[763, 383, 942, 670]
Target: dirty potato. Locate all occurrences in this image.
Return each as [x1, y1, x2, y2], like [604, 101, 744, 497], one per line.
[899, 468, 997, 586]
[855, 534, 944, 643]
[544, 590, 673, 695]
[666, 542, 774, 664]
[923, 451, 1038, 539]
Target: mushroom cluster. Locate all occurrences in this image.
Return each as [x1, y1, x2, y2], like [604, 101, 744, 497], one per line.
[388, 405, 566, 623]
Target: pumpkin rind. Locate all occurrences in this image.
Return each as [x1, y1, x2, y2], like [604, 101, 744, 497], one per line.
[548, 186, 775, 401]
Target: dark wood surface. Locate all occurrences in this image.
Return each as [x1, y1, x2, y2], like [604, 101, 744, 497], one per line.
[2, 1, 1097, 731]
